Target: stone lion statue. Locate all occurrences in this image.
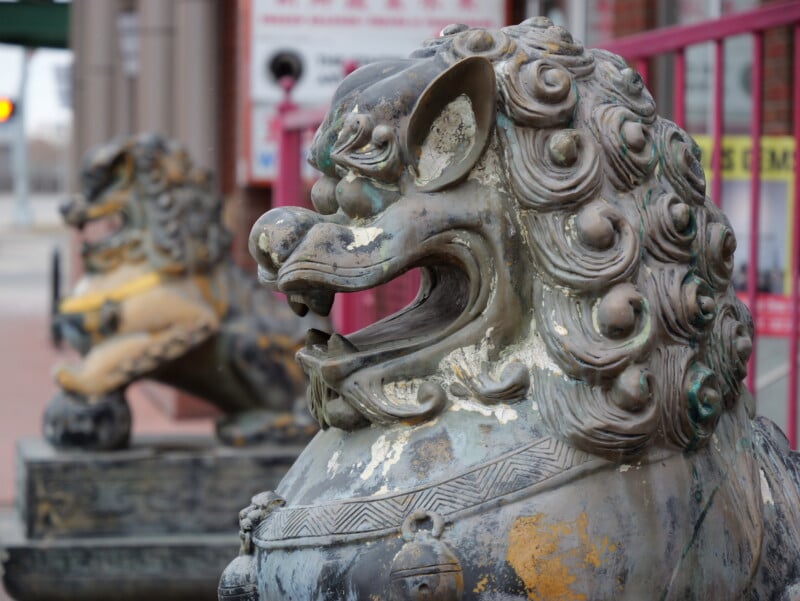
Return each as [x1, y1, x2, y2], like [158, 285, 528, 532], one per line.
[220, 19, 800, 601]
[47, 133, 322, 450]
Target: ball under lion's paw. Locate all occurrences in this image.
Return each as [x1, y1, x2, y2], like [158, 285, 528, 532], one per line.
[215, 408, 318, 447]
[43, 389, 131, 451]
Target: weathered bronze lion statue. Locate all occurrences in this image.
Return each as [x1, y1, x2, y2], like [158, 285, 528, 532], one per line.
[220, 19, 800, 600]
[47, 134, 321, 450]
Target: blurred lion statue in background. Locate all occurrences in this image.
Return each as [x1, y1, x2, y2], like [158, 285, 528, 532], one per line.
[47, 133, 321, 450]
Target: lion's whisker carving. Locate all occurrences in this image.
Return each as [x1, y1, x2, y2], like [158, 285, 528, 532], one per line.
[221, 18, 800, 601]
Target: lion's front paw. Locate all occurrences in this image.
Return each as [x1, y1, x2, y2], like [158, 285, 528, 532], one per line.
[53, 365, 82, 391]
[43, 389, 131, 451]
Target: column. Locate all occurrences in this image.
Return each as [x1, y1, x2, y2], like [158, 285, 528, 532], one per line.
[137, 0, 174, 135]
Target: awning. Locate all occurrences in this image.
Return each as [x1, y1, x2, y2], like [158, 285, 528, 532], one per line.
[0, 1, 69, 50]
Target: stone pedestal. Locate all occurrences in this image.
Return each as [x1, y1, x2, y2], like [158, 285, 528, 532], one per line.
[1, 436, 302, 601]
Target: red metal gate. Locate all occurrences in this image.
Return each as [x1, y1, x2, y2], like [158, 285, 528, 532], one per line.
[604, 2, 800, 447]
[273, 3, 800, 447]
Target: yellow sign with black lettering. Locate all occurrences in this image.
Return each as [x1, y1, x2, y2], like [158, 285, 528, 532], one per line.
[693, 135, 795, 181]
[691, 135, 795, 332]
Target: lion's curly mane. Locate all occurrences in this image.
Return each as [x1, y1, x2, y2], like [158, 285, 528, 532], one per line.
[420, 19, 753, 459]
[82, 133, 231, 274]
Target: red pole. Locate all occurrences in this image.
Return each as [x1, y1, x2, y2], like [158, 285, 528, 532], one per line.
[634, 58, 648, 86]
[674, 48, 685, 129]
[745, 32, 763, 395]
[711, 39, 724, 206]
[274, 76, 301, 208]
[788, 24, 800, 449]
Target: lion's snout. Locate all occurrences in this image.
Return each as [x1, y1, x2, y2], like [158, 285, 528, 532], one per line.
[60, 195, 88, 228]
[248, 206, 324, 282]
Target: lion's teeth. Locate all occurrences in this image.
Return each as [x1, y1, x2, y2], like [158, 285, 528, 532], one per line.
[288, 298, 309, 316]
[307, 290, 335, 317]
[328, 333, 359, 356]
[306, 328, 332, 349]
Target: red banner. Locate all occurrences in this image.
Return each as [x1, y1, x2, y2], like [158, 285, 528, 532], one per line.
[736, 292, 798, 337]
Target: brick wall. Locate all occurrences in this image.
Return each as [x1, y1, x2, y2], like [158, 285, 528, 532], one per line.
[604, 0, 793, 135]
[761, 0, 793, 135]
[217, 2, 239, 196]
[611, 0, 655, 38]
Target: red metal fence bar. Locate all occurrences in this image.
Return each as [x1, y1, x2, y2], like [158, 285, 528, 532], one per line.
[271, 4, 800, 445]
[604, 2, 800, 447]
[634, 58, 648, 86]
[710, 39, 724, 207]
[746, 32, 763, 394]
[789, 23, 800, 447]
[273, 77, 302, 209]
[603, 2, 800, 59]
[673, 48, 685, 129]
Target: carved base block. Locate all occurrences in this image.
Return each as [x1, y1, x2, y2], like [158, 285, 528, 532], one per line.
[1, 514, 236, 601]
[2, 436, 303, 600]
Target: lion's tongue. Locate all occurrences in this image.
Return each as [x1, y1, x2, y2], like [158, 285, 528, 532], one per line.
[287, 290, 335, 317]
[305, 329, 360, 356]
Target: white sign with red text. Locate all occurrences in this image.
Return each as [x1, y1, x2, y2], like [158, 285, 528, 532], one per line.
[246, 0, 506, 182]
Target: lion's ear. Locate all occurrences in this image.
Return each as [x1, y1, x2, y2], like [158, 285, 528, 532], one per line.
[405, 56, 496, 192]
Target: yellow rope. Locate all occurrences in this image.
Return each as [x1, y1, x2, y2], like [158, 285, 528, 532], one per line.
[59, 271, 164, 314]
[193, 275, 228, 317]
[82, 190, 129, 220]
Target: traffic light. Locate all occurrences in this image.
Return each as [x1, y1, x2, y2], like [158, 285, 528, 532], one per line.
[0, 98, 16, 123]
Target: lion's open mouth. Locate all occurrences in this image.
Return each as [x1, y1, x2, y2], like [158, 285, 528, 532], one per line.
[281, 227, 490, 401]
[79, 210, 128, 255]
[299, 264, 468, 364]
[62, 191, 133, 259]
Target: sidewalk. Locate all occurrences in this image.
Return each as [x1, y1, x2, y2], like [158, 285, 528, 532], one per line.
[0, 194, 214, 506]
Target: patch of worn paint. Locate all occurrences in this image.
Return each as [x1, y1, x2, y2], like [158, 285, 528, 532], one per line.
[473, 575, 489, 593]
[410, 434, 454, 480]
[360, 428, 412, 481]
[619, 464, 632, 473]
[257, 232, 281, 269]
[468, 136, 504, 188]
[327, 450, 341, 476]
[513, 328, 560, 374]
[380, 428, 411, 478]
[760, 468, 774, 505]
[361, 435, 388, 480]
[346, 227, 384, 250]
[417, 94, 476, 186]
[451, 398, 518, 424]
[506, 512, 616, 601]
[382, 378, 423, 407]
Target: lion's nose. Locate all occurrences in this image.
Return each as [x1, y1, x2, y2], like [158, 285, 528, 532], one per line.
[248, 207, 324, 281]
[59, 195, 86, 228]
[58, 199, 72, 218]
